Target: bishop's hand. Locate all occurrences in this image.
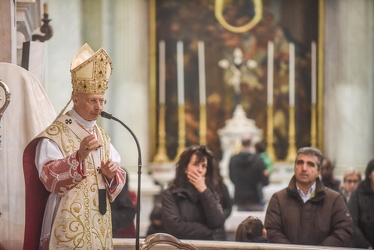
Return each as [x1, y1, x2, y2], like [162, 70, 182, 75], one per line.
[100, 159, 119, 181]
[78, 134, 100, 161]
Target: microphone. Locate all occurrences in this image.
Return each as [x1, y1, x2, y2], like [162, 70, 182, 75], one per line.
[101, 111, 142, 250]
[100, 110, 114, 119]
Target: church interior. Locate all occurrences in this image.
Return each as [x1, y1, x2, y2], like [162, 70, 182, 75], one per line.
[1, 0, 373, 249]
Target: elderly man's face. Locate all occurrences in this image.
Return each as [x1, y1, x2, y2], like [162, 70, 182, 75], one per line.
[343, 173, 360, 192]
[294, 153, 320, 188]
[73, 93, 106, 121]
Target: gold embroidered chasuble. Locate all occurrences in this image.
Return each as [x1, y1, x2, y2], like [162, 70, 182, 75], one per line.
[37, 114, 123, 249]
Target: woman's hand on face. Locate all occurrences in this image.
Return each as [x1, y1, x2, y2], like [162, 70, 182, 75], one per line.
[186, 169, 207, 193]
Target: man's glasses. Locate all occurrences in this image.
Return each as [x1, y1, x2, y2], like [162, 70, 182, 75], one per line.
[87, 98, 107, 106]
[344, 179, 359, 184]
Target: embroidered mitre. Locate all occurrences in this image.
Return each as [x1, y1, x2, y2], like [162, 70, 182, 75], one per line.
[70, 43, 113, 94]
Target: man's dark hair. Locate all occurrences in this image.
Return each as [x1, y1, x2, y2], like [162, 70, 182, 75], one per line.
[255, 141, 266, 153]
[235, 216, 266, 242]
[365, 159, 374, 180]
[241, 138, 251, 147]
[296, 147, 323, 170]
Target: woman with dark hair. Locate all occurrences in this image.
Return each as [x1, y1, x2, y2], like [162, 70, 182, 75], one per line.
[235, 216, 269, 243]
[161, 145, 225, 240]
[348, 159, 374, 248]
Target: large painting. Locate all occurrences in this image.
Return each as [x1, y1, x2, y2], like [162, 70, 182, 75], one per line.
[150, 0, 320, 161]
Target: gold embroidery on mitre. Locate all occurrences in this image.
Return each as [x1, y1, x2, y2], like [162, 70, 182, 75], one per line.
[70, 43, 113, 94]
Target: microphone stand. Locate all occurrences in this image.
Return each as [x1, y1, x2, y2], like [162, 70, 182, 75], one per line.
[101, 111, 142, 250]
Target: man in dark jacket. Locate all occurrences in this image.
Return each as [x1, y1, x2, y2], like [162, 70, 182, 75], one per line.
[348, 159, 374, 248]
[229, 135, 268, 211]
[320, 157, 341, 192]
[265, 147, 353, 247]
[110, 169, 136, 238]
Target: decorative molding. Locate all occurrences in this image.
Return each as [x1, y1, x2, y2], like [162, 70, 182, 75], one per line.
[16, 0, 41, 41]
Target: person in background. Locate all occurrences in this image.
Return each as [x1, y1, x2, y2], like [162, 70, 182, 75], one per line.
[146, 204, 166, 236]
[229, 134, 269, 211]
[213, 170, 233, 241]
[320, 157, 341, 192]
[348, 159, 374, 249]
[235, 216, 269, 243]
[23, 43, 126, 249]
[340, 168, 361, 203]
[255, 140, 274, 176]
[265, 147, 353, 247]
[111, 169, 136, 238]
[255, 140, 274, 205]
[161, 145, 225, 240]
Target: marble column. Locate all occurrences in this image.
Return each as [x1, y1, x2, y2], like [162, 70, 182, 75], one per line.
[45, 0, 82, 110]
[102, 0, 156, 177]
[0, 0, 16, 63]
[103, 1, 159, 235]
[324, 0, 374, 175]
[103, 0, 150, 177]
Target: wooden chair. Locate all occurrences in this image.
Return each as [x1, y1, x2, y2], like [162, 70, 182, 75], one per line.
[140, 233, 198, 250]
